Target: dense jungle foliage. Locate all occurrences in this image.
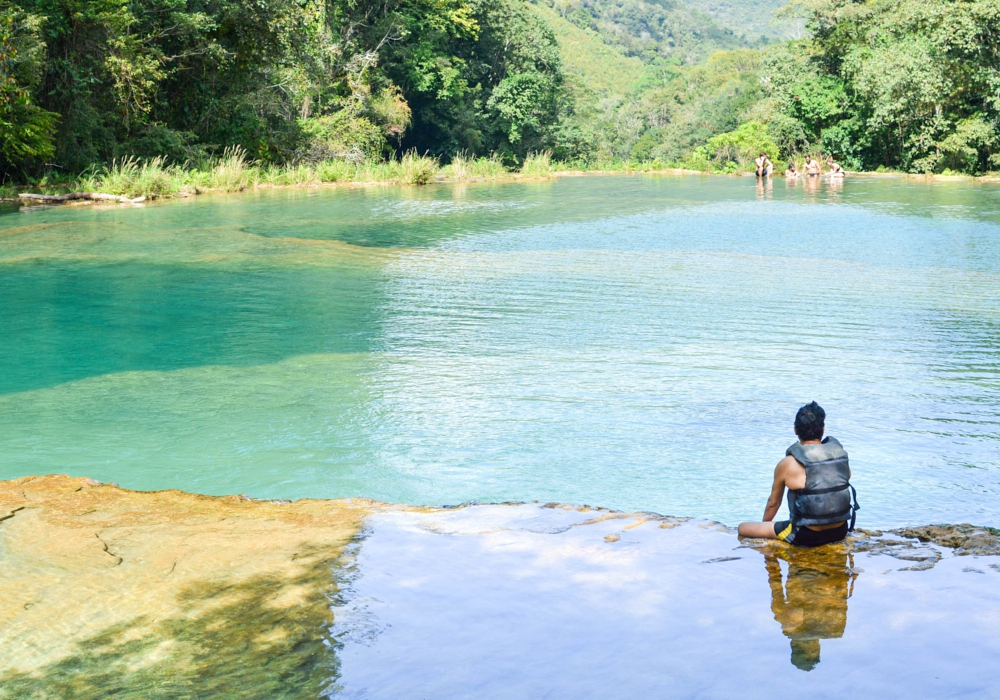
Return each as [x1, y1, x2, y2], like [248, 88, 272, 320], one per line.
[0, 0, 572, 179]
[693, 0, 1000, 174]
[2, 0, 1000, 182]
[565, 0, 1000, 174]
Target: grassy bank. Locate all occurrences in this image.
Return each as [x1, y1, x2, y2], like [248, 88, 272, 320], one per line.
[2, 150, 557, 202]
[0, 150, 721, 206]
[6, 150, 990, 207]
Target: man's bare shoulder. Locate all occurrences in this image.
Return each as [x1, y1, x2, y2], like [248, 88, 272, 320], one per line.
[775, 454, 805, 476]
[776, 454, 807, 489]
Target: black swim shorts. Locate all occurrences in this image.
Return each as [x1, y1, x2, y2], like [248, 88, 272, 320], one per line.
[773, 520, 848, 547]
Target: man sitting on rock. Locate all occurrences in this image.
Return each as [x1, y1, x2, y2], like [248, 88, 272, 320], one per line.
[738, 402, 859, 547]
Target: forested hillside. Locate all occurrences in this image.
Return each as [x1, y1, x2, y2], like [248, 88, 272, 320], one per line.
[548, 0, 1000, 175]
[531, 0, 753, 66]
[663, 0, 1000, 174]
[2, 0, 1000, 183]
[683, 0, 800, 40]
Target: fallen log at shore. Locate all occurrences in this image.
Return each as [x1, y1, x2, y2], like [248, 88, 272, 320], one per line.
[18, 192, 146, 204]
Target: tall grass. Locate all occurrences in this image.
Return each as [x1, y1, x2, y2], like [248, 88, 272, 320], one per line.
[550, 158, 678, 173]
[15, 148, 551, 202]
[350, 151, 439, 185]
[468, 153, 508, 178]
[352, 159, 397, 183]
[89, 156, 181, 198]
[444, 151, 471, 180]
[258, 163, 320, 187]
[520, 150, 553, 178]
[443, 152, 511, 180]
[314, 159, 355, 183]
[400, 150, 439, 184]
[209, 146, 256, 191]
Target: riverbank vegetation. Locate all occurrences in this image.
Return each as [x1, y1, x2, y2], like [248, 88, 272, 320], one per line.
[0, 149, 532, 200]
[2, 0, 1000, 197]
[683, 0, 1000, 175]
[548, 0, 1000, 176]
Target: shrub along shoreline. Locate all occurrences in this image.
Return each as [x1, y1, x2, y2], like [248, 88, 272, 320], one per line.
[5, 150, 997, 209]
[4, 150, 699, 205]
[1, 150, 558, 204]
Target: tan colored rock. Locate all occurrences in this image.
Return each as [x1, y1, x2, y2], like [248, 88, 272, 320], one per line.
[0, 475, 373, 698]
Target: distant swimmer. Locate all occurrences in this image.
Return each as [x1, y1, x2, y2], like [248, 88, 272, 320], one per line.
[784, 162, 800, 178]
[755, 152, 774, 177]
[826, 157, 845, 177]
[803, 156, 822, 176]
[738, 402, 859, 547]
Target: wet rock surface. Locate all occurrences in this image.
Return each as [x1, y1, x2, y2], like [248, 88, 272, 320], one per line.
[839, 525, 1000, 572]
[0, 475, 371, 699]
[890, 524, 1000, 556]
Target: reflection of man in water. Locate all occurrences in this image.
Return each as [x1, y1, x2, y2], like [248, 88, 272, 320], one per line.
[763, 546, 856, 671]
[755, 174, 773, 199]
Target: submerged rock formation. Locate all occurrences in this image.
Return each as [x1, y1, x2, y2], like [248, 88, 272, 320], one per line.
[0, 475, 372, 698]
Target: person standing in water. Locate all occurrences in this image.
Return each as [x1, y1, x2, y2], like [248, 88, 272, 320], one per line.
[803, 156, 822, 176]
[826, 157, 845, 177]
[785, 162, 800, 178]
[755, 152, 773, 177]
[738, 402, 859, 547]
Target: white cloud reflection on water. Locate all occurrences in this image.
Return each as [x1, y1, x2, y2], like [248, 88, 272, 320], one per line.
[330, 504, 1000, 699]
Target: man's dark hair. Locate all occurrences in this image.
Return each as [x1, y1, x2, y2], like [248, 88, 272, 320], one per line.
[794, 401, 826, 441]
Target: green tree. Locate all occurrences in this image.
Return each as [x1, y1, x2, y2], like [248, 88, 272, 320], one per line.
[791, 0, 1000, 172]
[0, 4, 56, 178]
[705, 119, 779, 169]
[370, 0, 570, 160]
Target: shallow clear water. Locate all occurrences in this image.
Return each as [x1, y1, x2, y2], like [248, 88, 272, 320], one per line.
[2, 175, 999, 527]
[330, 505, 1000, 697]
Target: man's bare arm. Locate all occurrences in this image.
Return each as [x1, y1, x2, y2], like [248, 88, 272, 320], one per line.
[761, 459, 787, 521]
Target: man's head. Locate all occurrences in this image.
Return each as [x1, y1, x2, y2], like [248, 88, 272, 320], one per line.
[760, 152, 767, 158]
[794, 401, 825, 441]
[805, 156, 813, 163]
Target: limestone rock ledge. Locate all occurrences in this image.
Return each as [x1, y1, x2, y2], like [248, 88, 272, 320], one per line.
[0, 475, 374, 698]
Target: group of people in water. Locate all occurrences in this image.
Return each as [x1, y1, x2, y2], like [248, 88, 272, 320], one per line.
[754, 153, 845, 179]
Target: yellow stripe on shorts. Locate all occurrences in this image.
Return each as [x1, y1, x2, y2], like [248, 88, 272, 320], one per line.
[776, 522, 794, 541]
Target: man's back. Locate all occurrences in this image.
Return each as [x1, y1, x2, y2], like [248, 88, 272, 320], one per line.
[737, 402, 857, 546]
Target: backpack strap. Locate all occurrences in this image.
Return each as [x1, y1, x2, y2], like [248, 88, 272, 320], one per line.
[849, 484, 860, 531]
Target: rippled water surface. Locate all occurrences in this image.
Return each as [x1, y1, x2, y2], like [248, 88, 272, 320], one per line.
[2, 175, 999, 527]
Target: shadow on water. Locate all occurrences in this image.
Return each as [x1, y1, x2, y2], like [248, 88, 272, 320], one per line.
[0, 548, 342, 700]
[758, 543, 857, 671]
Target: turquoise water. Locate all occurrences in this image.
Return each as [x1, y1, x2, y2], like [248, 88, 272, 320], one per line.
[1, 175, 998, 527]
